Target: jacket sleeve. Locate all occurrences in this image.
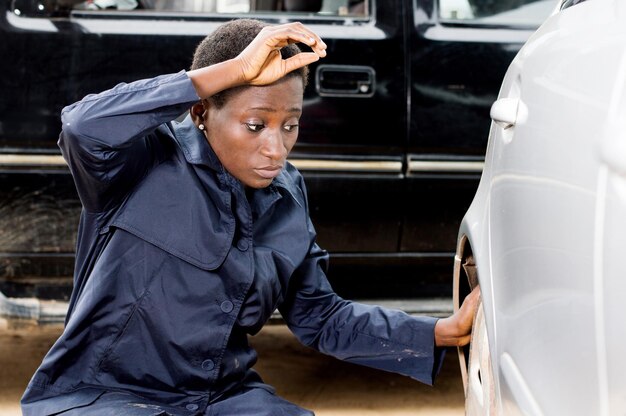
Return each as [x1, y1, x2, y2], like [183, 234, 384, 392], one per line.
[58, 70, 200, 213]
[279, 176, 446, 386]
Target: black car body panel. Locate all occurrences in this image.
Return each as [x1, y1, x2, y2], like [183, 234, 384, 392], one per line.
[0, 0, 554, 315]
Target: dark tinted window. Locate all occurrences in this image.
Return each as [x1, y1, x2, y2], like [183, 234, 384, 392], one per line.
[439, 0, 555, 26]
[12, 0, 368, 17]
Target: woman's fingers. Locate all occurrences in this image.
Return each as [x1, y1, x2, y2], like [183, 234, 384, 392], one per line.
[263, 22, 327, 57]
[283, 52, 322, 73]
[238, 22, 327, 84]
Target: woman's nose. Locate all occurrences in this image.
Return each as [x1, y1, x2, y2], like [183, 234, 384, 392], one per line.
[261, 132, 287, 160]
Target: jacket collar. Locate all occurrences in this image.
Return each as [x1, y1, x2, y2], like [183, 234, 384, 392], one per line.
[271, 166, 303, 208]
[172, 114, 222, 171]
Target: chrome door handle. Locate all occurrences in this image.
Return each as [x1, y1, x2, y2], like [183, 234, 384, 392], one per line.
[490, 98, 521, 129]
[315, 65, 376, 97]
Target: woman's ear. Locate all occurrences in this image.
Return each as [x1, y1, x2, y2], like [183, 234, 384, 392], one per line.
[190, 101, 207, 128]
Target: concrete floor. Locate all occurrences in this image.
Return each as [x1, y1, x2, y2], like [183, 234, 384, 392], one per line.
[0, 322, 466, 415]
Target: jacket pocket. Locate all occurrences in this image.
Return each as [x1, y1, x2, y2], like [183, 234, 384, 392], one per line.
[95, 287, 151, 375]
[55, 392, 177, 415]
[22, 387, 104, 416]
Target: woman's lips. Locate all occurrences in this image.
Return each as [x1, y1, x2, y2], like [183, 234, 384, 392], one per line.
[254, 166, 283, 179]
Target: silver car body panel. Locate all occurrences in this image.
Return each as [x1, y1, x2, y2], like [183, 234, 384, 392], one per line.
[458, 0, 626, 414]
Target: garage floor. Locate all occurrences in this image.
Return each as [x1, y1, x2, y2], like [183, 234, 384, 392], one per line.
[0, 322, 465, 415]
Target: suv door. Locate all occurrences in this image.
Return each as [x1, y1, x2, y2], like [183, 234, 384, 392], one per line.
[0, 1, 408, 302]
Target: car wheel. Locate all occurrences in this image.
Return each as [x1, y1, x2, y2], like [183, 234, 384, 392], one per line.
[454, 243, 497, 415]
[464, 296, 497, 415]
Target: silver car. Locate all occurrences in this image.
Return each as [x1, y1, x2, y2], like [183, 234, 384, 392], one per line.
[453, 0, 626, 414]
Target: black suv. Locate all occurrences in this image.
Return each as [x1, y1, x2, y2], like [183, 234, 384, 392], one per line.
[0, 0, 554, 323]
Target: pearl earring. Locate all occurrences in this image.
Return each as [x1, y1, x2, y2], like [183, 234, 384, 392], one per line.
[198, 124, 205, 131]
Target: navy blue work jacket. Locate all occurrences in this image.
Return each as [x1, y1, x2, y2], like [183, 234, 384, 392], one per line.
[21, 71, 443, 416]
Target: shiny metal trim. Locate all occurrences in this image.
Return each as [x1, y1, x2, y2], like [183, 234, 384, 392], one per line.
[408, 160, 484, 173]
[289, 159, 402, 173]
[0, 154, 404, 173]
[0, 154, 67, 166]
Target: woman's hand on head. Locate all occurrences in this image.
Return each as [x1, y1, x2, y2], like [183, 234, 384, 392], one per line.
[236, 22, 327, 86]
[434, 286, 480, 347]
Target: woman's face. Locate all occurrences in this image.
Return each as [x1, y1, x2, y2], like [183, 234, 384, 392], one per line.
[203, 76, 304, 189]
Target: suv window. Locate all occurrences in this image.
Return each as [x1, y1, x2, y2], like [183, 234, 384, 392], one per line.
[439, 0, 555, 27]
[12, 0, 368, 17]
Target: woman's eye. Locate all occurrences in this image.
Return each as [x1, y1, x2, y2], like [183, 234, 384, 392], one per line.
[284, 124, 299, 132]
[245, 123, 264, 132]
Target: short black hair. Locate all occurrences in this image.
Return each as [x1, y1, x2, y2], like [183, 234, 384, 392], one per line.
[190, 18, 309, 108]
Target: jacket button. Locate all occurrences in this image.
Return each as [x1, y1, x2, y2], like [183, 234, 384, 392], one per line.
[201, 359, 215, 371]
[186, 403, 199, 411]
[236, 239, 249, 251]
[220, 300, 234, 313]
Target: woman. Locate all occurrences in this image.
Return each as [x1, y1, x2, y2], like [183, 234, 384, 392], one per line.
[21, 19, 479, 415]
